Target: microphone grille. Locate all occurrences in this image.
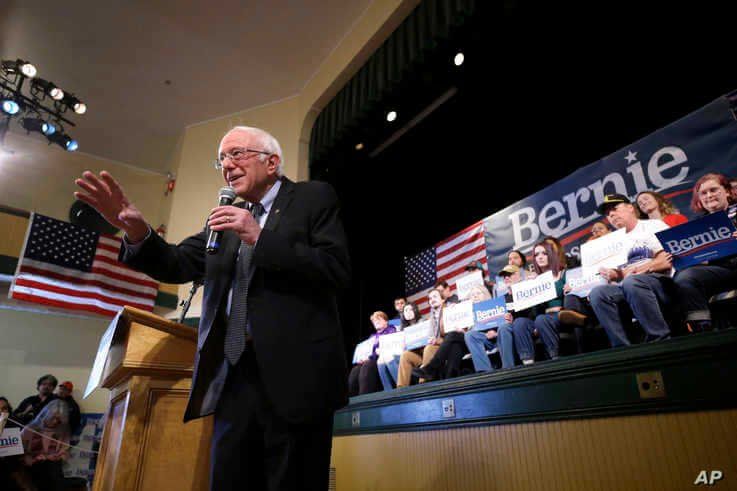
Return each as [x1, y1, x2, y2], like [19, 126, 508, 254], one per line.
[219, 186, 236, 200]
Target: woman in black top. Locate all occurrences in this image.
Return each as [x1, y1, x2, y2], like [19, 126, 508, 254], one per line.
[673, 173, 737, 331]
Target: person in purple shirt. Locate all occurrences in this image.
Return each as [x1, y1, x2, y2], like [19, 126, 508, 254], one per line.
[348, 311, 397, 396]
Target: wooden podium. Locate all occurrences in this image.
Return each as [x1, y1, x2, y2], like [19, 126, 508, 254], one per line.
[92, 307, 211, 491]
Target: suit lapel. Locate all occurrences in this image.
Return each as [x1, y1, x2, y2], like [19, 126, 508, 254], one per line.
[262, 177, 295, 233]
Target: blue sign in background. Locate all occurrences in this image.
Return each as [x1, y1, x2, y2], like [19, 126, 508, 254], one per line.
[483, 94, 737, 273]
[656, 211, 737, 269]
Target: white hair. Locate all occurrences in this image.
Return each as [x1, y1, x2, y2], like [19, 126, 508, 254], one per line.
[219, 126, 284, 176]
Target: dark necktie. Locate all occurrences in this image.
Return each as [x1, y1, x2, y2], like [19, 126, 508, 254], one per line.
[224, 202, 265, 365]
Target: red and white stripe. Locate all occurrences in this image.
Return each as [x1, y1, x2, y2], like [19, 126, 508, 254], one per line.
[408, 221, 487, 316]
[10, 235, 158, 317]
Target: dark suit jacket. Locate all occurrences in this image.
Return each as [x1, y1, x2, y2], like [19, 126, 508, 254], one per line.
[122, 177, 351, 424]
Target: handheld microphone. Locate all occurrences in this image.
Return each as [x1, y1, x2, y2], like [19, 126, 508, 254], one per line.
[206, 186, 237, 254]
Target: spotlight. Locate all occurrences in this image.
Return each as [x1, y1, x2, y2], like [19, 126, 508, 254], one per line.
[2, 59, 37, 78]
[355, 143, 364, 150]
[386, 111, 397, 122]
[62, 94, 86, 114]
[0, 57, 84, 150]
[454, 53, 465, 66]
[47, 131, 78, 152]
[1, 99, 21, 115]
[31, 78, 65, 101]
[21, 118, 56, 136]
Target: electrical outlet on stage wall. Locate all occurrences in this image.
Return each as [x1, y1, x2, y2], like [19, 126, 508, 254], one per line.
[442, 399, 455, 418]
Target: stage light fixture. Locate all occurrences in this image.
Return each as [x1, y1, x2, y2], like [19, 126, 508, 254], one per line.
[63, 94, 86, 114]
[386, 111, 397, 122]
[20, 117, 56, 136]
[1, 99, 21, 115]
[0, 58, 85, 149]
[454, 53, 465, 66]
[31, 78, 65, 101]
[47, 131, 78, 152]
[2, 59, 37, 78]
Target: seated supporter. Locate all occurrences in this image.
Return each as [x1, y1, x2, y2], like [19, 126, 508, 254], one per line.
[378, 303, 423, 390]
[348, 311, 396, 396]
[494, 250, 529, 297]
[465, 265, 526, 371]
[400, 302, 422, 330]
[636, 190, 688, 227]
[21, 398, 71, 491]
[589, 194, 675, 347]
[0, 396, 16, 430]
[558, 222, 610, 338]
[397, 289, 445, 387]
[587, 221, 611, 242]
[512, 241, 567, 365]
[12, 374, 58, 426]
[413, 285, 492, 381]
[465, 260, 495, 296]
[673, 173, 737, 331]
[1, 397, 35, 491]
[55, 381, 81, 434]
[730, 176, 737, 200]
[393, 296, 408, 327]
[545, 236, 580, 269]
[434, 280, 460, 304]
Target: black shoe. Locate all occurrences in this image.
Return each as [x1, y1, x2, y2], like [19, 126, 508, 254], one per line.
[687, 321, 713, 333]
[412, 366, 436, 381]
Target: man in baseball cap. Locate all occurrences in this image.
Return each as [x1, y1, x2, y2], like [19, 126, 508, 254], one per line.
[596, 193, 631, 215]
[588, 193, 674, 347]
[498, 264, 520, 276]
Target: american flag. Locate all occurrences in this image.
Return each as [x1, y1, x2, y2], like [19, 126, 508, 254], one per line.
[9, 214, 158, 317]
[404, 220, 488, 315]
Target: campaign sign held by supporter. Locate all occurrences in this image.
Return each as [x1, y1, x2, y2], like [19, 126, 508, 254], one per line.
[455, 270, 484, 300]
[510, 271, 557, 311]
[0, 427, 24, 457]
[403, 319, 434, 350]
[472, 297, 507, 331]
[565, 267, 607, 297]
[378, 331, 405, 363]
[581, 228, 628, 274]
[351, 338, 373, 364]
[443, 300, 475, 332]
[656, 211, 737, 270]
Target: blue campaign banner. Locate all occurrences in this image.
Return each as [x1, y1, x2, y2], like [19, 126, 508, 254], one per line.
[472, 297, 507, 331]
[63, 413, 104, 485]
[388, 317, 402, 329]
[483, 93, 737, 274]
[656, 211, 737, 269]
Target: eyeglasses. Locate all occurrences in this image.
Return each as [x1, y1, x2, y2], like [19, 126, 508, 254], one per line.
[214, 147, 271, 170]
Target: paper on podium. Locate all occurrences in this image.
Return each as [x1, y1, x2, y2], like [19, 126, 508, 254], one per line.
[84, 309, 124, 399]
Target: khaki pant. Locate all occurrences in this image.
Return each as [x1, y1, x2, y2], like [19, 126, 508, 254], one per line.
[397, 343, 440, 387]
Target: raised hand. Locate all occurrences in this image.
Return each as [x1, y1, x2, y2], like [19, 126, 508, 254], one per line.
[74, 171, 149, 242]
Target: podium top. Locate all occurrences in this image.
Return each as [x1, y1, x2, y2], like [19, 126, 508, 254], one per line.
[120, 306, 197, 342]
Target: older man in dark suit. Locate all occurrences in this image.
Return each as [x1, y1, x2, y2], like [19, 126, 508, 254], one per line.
[75, 126, 351, 491]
